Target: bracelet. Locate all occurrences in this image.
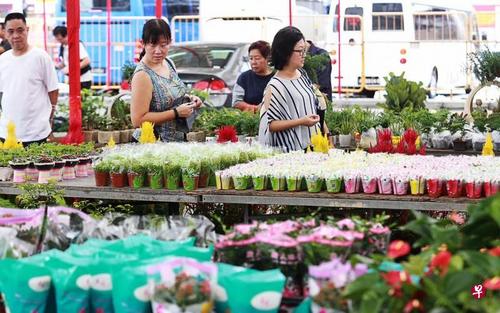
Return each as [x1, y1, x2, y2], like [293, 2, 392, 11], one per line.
[173, 108, 179, 119]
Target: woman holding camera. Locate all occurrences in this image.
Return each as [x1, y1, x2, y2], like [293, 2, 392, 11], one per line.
[131, 18, 201, 142]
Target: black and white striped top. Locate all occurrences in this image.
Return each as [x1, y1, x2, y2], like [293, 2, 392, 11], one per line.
[259, 69, 321, 152]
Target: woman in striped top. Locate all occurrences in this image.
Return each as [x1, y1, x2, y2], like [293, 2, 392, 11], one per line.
[258, 26, 329, 152]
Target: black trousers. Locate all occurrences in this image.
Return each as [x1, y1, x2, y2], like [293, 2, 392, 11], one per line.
[0, 137, 47, 148]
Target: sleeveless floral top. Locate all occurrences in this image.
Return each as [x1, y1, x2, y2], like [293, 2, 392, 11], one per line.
[133, 59, 188, 142]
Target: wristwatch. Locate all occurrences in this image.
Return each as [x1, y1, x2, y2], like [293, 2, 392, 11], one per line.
[173, 108, 179, 119]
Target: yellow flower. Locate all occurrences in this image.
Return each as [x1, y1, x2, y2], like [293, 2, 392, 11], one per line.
[482, 132, 494, 156]
[107, 136, 116, 148]
[139, 121, 157, 144]
[201, 301, 213, 313]
[310, 133, 329, 154]
[2, 121, 23, 149]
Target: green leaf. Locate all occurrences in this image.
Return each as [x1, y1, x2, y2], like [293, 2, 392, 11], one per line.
[443, 271, 476, 297]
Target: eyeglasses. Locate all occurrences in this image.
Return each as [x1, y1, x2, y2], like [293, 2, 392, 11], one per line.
[293, 49, 307, 56]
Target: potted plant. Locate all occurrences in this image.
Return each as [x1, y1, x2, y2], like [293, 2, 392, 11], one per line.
[448, 113, 469, 151]
[52, 157, 66, 182]
[163, 161, 182, 190]
[97, 117, 121, 144]
[147, 161, 164, 190]
[127, 160, 146, 189]
[81, 89, 105, 143]
[120, 62, 136, 91]
[34, 156, 55, 184]
[9, 157, 30, 183]
[62, 154, 79, 180]
[109, 159, 127, 188]
[111, 97, 134, 143]
[182, 160, 201, 191]
[0, 151, 15, 181]
[93, 160, 111, 187]
[338, 113, 354, 148]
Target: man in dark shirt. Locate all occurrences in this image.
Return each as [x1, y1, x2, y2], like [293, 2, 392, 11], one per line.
[306, 40, 332, 101]
[0, 22, 12, 55]
[232, 40, 274, 113]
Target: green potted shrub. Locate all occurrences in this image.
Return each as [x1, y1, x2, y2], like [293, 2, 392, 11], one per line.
[182, 159, 201, 191]
[163, 160, 182, 190]
[109, 159, 127, 188]
[111, 97, 134, 143]
[81, 89, 105, 143]
[378, 72, 427, 114]
[338, 111, 355, 148]
[146, 161, 164, 190]
[127, 160, 146, 189]
[447, 113, 469, 151]
[93, 160, 111, 187]
[97, 117, 121, 144]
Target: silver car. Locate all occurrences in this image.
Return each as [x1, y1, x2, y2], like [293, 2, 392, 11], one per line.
[169, 42, 251, 107]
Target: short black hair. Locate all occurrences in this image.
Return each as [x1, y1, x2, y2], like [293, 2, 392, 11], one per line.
[52, 25, 67, 37]
[271, 26, 304, 70]
[4, 12, 26, 25]
[249, 40, 271, 59]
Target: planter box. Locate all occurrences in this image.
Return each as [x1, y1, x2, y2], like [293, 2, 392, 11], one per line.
[186, 131, 206, 142]
[83, 130, 98, 143]
[120, 129, 132, 143]
[98, 131, 121, 144]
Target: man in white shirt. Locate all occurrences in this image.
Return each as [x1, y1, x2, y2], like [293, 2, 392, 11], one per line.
[0, 12, 59, 146]
[53, 25, 92, 89]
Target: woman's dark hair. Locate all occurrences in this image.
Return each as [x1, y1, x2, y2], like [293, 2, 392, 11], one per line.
[248, 40, 271, 59]
[139, 19, 171, 60]
[271, 26, 304, 70]
[52, 26, 67, 37]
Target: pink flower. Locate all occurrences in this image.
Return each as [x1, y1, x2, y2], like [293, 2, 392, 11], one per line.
[337, 218, 355, 230]
[370, 223, 390, 235]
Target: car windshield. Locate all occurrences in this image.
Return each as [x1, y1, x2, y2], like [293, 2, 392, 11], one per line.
[169, 46, 237, 68]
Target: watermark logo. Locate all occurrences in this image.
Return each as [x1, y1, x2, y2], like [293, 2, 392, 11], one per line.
[471, 284, 486, 300]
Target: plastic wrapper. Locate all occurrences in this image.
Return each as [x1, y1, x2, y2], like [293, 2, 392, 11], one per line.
[148, 257, 217, 313]
[431, 130, 452, 149]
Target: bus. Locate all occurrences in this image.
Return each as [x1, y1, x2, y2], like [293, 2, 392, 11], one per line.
[325, 0, 481, 97]
[54, 0, 199, 87]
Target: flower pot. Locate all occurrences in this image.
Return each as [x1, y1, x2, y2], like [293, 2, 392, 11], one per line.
[245, 136, 257, 145]
[484, 181, 500, 197]
[120, 129, 132, 143]
[94, 170, 110, 187]
[75, 163, 88, 177]
[361, 176, 378, 194]
[286, 176, 301, 192]
[63, 165, 77, 180]
[465, 181, 483, 199]
[392, 177, 409, 195]
[338, 134, 351, 148]
[445, 179, 463, 198]
[432, 138, 449, 149]
[186, 131, 206, 142]
[427, 179, 443, 198]
[37, 170, 53, 184]
[182, 174, 199, 191]
[214, 171, 222, 190]
[12, 169, 27, 183]
[83, 130, 98, 143]
[205, 136, 216, 143]
[221, 175, 233, 190]
[494, 142, 500, 152]
[148, 173, 164, 190]
[326, 177, 342, 193]
[165, 173, 181, 190]
[233, 176, 251, 190]
[53, 161, 66, 181]
[128, 172, 145, 189]
[198, 173, 209, 188]
[344, 176, 360, 194]
[110, 172, 127, 188]
[410, 178, 426, 195]
[473, 140, 485, 152]
[252, 175, 267, 191]
[377, 177, 393, 195]
[452, 139, 467, 151]
[98, 130, 120, 144]
[270, 176, 286, 191]
[26, 163, 38, 182]
[0, 167, 13, 181]
[306, 176, 323, 193]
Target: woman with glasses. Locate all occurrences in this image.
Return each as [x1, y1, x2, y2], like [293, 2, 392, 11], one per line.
[258, 26, 329, 152]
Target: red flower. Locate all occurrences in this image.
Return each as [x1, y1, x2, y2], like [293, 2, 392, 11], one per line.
[484, 277, 500, 290]
[429, 251, 452, 276]
[216, 125, 238, 143]
[403, 299, 424, 313]
[388, 240, 411, 259]
[382, 271, 410, 297]
[488, 247, 500, 257]
[448, 212, 465, 225]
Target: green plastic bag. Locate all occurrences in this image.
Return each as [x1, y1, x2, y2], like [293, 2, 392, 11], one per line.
[0, 259, 52, 313]
[215, 263, 250, 313]
[218, 266, 285, 313]
[112, 246, 214, 313]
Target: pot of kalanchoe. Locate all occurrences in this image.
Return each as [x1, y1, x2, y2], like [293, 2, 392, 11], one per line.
[109, 160, 127, 188]
[220, 171, 233, 190]
[232, 173, 251, 190]
[286, 171, 302, 192]
[76, 154, 92, 177]
[127, 161, 146, 189]
[0, 152, 14, 181]
[306, 174, 324, 193]
[270, 173, 286, 191]
[52, 157, 66, 182]
[163, 161, 182, 190]
[182, 160, 201, 191]
[198, 157, 210, 188]
[149, 258, 216, 313]
[25, 159, 38, 182]
[34, 156, 55, 184]
[93, 160, 111, 187]
[252, 172, 268, 191]
[308, 257, 368, 313]
[9, 157, 30, 183]
[147, 161, 164, 190]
